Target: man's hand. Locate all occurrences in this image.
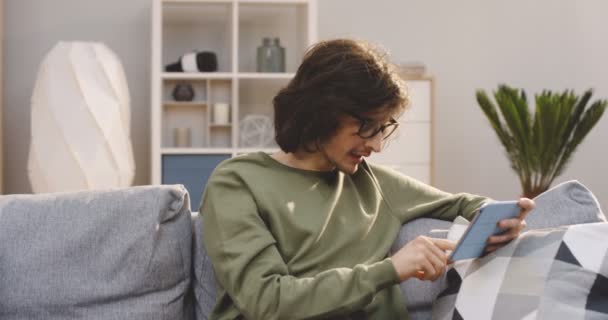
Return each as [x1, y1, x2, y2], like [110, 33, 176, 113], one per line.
[485, 198, 535, 253]
[391, 236, 456, 282]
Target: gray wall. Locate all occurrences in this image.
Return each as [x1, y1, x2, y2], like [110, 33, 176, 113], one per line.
[4, 0, 608, 212]
[3, 1, 151, 191]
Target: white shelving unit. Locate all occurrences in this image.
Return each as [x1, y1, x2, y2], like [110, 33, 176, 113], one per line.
[151, 0, 317, 207]
[370, 75, 435, 185]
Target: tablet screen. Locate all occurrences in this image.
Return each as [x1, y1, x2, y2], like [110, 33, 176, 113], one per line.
[449, 201, 520, 261]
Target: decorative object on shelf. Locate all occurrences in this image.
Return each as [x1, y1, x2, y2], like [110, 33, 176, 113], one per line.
[257, 37, 285, 73]
[173, 127, 192, 148]
[239, 114, 274, 148]
[398, 62, 426, 77]
[172, 83, 195, 101]
[165, 51, 218, 72]
[212, 103, 230, 124]
[476, 84, 607, 198]
[28, 41, 135, 193]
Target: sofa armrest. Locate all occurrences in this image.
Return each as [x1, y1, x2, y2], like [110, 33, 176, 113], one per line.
[390, 218, 452, 320]
[525, 180, 606, 230]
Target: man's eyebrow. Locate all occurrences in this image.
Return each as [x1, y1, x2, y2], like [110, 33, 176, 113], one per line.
[367, 115, 393, 124]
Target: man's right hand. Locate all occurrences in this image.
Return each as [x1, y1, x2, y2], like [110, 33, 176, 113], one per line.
[390, 236, 456, 282]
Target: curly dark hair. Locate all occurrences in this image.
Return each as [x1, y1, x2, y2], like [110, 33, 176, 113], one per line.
[273, 39, 409, 153]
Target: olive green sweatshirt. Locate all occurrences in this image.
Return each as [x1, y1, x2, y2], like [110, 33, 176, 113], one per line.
[201, 152, 487, 320]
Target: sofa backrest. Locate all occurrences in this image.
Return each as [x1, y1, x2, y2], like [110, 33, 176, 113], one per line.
[0, 185, 194, 320]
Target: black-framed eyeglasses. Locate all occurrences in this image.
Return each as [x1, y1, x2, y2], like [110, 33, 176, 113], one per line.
[344, 111, 399, 140]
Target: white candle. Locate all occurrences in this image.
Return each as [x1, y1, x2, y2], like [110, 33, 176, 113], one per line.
[213, 103, 230, 124]
[173, 127, 191, 147]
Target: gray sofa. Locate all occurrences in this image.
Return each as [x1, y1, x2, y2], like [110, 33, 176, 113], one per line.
[0, 181, 604, 319]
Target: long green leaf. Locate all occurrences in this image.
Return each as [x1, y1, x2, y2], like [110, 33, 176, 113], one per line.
[560, 89, 592, 150]
[543, 90, 577, 186]
[495, 86, 531, 180]
[476, 90, 511, 148]
[553, 100, 607, 179]
[476, 89, 522, 178]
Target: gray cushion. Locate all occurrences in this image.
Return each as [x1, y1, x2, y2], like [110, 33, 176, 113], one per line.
[525, 180, 606, 230]
[0, 185, 194, 320]
[191, 212, 217, 320]
[390, 218, 452, 320]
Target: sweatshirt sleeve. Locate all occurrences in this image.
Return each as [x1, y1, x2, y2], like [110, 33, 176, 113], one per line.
[366, 162, 491, 223]
[201, 166, 400, 320]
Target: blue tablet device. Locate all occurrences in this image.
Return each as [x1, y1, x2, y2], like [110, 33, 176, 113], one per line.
[448, 201, 521, 261]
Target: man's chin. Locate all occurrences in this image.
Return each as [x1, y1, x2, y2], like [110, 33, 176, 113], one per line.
[338, 163, 359, 175]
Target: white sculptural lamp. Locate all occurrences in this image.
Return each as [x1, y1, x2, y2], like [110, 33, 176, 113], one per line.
[28, 42, 135, 193]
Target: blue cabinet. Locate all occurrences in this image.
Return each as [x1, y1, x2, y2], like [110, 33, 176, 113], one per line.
[162, 154, 230, 212]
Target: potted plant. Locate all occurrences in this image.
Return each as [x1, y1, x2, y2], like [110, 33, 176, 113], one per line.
[476, 85, 606, 198]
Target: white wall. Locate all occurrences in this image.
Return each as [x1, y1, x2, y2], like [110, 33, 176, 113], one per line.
[3, 0, 608, 213]
[319, 0, 608, 211]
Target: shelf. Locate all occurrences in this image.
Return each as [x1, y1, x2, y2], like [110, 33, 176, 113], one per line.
[163, 0, 308, 6]
[238, 148, 279, 153]
[238, 72, 295, 79]
[161, 147, 279, 155]
[162, 148, 233, 154]
[163, 0, 232, 3]
[163, 101, 207, 107]
[238, 0, 308, 4]
[162, 72, 296, 79]
[162, 1, 233, 72]
[164, 0, 310, 3]
[209, 123, 232, 128]
[238, 2, 309, 73]
[162, 1, 232, 24]
[163, 72, 233, 80]
[238, 78, 286, 123]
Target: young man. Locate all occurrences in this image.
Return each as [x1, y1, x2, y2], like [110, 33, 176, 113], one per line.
[201, 39, 534, 320]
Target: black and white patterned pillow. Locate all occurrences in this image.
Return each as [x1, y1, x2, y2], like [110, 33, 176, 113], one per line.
[432, 222, 608, 320]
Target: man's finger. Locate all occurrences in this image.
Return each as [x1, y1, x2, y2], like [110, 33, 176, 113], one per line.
[419, 260, 435, 280]
[424, 238, 449, 263]
[415, 270, 425, 280]
[485, 244, 501, 253]
[487, 233, 516, 245]
[518, 198, 535, 219]
[430, 238, 456, 251]
[498, 218, 521, 230]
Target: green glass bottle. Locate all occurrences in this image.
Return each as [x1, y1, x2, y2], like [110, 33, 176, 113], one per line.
[257, 37, 285, 72]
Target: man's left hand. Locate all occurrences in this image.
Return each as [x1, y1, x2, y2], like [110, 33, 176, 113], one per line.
[485, 198, 535, 253]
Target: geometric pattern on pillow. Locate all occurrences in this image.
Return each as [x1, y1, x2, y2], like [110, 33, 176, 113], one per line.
[432, 222, 608, 320]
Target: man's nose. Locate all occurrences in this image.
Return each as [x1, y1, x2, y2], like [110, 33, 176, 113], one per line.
[364, 133, 383, 153]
